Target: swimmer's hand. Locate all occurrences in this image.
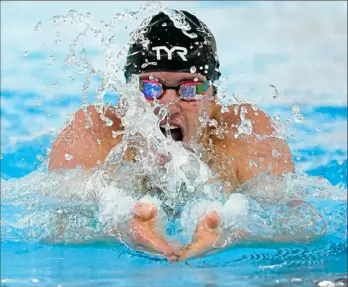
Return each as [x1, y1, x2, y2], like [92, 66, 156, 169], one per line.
[127, 202, 178, 261]
[176, 211, 248, 261]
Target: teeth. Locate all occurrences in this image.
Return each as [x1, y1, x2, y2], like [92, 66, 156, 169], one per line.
[160, 124, 179, 129]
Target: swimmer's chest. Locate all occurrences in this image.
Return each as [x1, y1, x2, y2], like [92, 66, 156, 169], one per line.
[118, 139, 241, 191]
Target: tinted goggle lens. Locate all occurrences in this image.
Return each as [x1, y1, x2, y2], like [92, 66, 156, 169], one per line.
[140, 80, 210, 101]
[142, 81, 163, 100]
[179, 84, 197, 99]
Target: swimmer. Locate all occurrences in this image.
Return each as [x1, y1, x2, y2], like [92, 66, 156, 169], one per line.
[48, 10, 297, 261]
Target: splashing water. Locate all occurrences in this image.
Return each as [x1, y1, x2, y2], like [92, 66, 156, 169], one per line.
[1, 3, 347, 253]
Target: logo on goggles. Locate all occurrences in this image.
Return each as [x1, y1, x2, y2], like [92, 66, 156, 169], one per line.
[152, 46, 188, 61]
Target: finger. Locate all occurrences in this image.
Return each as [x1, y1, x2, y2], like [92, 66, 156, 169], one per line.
[175, 248, 186, 259]
[204, 211, 220, 229]
[177, 241, 213, 261]
[132, 202, 157, 220]
[167, 254, 179, 262]
[178, 212, 221, 261]
[139, 232, 176, 257]
[130, 221, 175, 257]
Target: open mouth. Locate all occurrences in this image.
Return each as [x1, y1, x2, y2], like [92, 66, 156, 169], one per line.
[160, 124, 184, 141]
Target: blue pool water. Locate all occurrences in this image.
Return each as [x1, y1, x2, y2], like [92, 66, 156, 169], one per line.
[1, 105, 347, 287]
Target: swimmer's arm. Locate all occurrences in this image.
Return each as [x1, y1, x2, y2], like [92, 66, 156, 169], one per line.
[48, 105, 123, 171]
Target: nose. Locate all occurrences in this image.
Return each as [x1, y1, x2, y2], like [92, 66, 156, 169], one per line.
[158, 89, 179, 105]
[154, 89, 181, 116]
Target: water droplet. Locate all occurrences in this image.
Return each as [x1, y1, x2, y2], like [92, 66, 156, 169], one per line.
[204, 64, 209, 69]
[337, 160, 343, 165]
[67, 9, 78, 18]
[236, 106, 253, 136]
[294, 114, 304, 123]
[97, 139, 101, 145]
[36, 154, 44, 162]
[208, 119, 218, 127]
[194, 77, 199, 82]
[162, 22, 167, 27]
[50, 15, 61, 24]
[47, 113, 51, 117]
[34, 21, 43, 32]
[112, 130, 124, 138]
[198, 116, 209, 129]
[269, 84, 280, 99]
[65, 153, 73, 161]
[55, 39, 62, 45]
[32, 278, 39, 283]
[24, 51, 29, 57]
[0, 154, 3, 160]
[272, 149, 281, 159]
[292, 105, 300, 114]
[57, 209, 63, 214]
[190, 66, 196, 73]
[96, 160, 101, 165]
[105, 118, 113, 127]
[292, 105, 304, 123]
[296, 156, 302, 161]
[234, 105, 239, 115]
[316, 127, 321, 132]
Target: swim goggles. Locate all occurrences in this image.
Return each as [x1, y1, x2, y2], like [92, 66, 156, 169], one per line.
[139, 79, 211, 101]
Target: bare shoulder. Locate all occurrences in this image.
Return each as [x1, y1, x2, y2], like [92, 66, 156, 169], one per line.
[216, 103, 276, 136]
[48, 105, 123, 171]
[213, 103, 294, 184]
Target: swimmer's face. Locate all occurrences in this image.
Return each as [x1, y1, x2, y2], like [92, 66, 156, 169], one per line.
[139, 71, 215, 143]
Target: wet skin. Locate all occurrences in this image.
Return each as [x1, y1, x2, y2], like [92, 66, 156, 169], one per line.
[48, 72, 295, 261]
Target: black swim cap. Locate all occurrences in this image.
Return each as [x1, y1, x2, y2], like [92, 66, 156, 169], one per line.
[124, 10, 221, 82]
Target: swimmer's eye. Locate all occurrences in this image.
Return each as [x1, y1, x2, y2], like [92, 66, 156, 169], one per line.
[140, 80, 164, 100]
[178, 81, 210, 101]
[139, 80, 211, 101]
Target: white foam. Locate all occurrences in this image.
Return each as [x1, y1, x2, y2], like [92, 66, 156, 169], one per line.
[97, 186, 137, 226]
[220, 193, 249, 229]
